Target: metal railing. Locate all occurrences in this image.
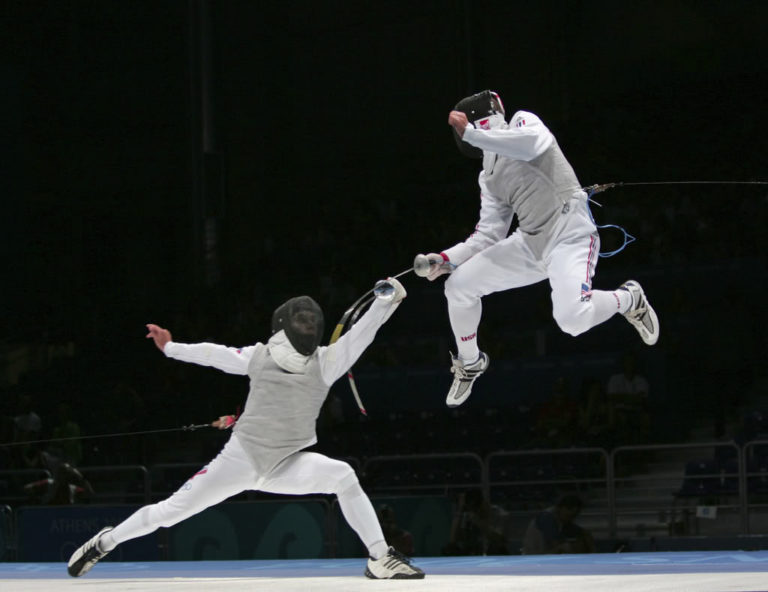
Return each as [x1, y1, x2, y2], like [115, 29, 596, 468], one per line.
[0, 469, 52, 506]
[78, 465, 151, 504]
[362, 453, 485, 494]
[1, 441, 766, 543]
[609, 441, 745, 538]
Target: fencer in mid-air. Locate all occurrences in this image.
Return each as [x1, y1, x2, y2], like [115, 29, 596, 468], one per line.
[68, 277, 424, 580]
[416, 90, 659, 407]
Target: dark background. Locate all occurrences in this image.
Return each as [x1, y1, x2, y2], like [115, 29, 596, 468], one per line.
[2, 1, 767, 465]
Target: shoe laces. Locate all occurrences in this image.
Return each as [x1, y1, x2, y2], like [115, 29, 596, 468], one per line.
[451, 356, 483, 379]
[622, 285, 646, 319]
[386, 548, 413, 566]
[629, 290, 647, 318]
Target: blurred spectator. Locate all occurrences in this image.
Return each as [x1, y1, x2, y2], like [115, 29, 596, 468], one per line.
[50, 403, 82, 466]
[377, 504, 414, 556]
[606, 352, 650, 445]
[442, 490, 508, 556]
[532, 376, 579, 447]
[12, 394, 42, 470]
[22, 449, 93, 505]
[522, 494, 595, 555]
[576, 377, 615, 448]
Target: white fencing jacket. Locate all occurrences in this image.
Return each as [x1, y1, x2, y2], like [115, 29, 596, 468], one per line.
[443, 110, 586, 263]
[163, 297, 400, 474]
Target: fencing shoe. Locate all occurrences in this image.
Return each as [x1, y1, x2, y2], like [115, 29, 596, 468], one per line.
[67, 526, 113, 577]
[365, 547, 425, 579]
[619, 280, 659, 345]
[446, 351, 489, 407]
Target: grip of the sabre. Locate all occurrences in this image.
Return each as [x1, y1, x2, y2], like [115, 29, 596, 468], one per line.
[413, 254, 441, 277]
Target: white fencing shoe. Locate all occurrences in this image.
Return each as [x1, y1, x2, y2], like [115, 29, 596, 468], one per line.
[67, 526, 113, 577]
[365, 547, 425, 579]
[619, 280, 659, 345]
[446, 351, 489, 407]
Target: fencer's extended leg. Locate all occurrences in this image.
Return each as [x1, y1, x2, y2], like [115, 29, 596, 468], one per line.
[104, 436, 257, 550]
[68, 435, 256, 577]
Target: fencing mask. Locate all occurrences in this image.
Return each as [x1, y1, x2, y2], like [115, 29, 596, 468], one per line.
[452, 90, 506, 158]
[271, 296, 324, 356]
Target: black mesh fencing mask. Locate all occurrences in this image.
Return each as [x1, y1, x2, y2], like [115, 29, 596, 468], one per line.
[271, 296, 324, 355]
[452, 90, 506, 158]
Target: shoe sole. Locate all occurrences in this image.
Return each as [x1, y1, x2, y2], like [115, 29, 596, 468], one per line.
[637, 300, 659, 345]
[67, 527, 112, 577]
[623, 281, 659, 346]
[364, 567, 425, 579]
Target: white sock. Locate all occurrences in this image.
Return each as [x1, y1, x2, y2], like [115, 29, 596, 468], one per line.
[369, 541, 390, 560]
[448, 301, 482, 362]
[615, 288, 632, 313]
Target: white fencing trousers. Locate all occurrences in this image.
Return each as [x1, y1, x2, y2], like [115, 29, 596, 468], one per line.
[444, 197, 626, 361]
[104, 434, 387, 558]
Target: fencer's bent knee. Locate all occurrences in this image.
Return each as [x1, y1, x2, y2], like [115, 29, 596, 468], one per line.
[444, 273, 479, 308]
[552, 299, 593, 337]
[336, 462, 359, 495]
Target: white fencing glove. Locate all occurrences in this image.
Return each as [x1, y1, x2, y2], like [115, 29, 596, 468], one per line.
[420, 252, 454, 281]
[373, 277, 407, 303]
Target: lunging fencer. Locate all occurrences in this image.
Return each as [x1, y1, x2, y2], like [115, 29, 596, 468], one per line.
[416, 90, 659, 407]
[68, 278, 424, 580]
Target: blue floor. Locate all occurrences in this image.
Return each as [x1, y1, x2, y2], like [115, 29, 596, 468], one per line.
[2, 551, 768, 579]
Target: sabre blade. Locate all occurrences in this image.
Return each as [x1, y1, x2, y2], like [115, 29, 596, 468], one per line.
[348, 371, 367, 415]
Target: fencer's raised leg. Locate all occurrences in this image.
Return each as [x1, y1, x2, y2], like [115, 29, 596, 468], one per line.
[547, 231, 644, 337]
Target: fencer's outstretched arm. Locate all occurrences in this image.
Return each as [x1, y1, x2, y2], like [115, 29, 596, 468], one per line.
[146, 323, 256, 375]
[318, 280, 406, 385]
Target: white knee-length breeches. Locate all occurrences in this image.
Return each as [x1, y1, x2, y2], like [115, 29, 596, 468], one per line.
[444, 197, 625, 360]
[106, 434, 386, 556]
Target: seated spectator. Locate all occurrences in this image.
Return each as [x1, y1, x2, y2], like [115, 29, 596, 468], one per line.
[577, 377, 615, 448]
[442, 490, 509, 556]
[606, 352, 650, 445]
[532, 376, 579, 448]
[377, 504, 414, 556]
[522, 494, 595, 555]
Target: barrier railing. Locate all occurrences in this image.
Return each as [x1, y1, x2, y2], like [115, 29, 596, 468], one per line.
[78, 465, 151, 505]
[610, 441, 744, 538]
[362, 453, 485, 495]
[0, 505, 12, 560]
[1, 440, 767, 548]
[0, 469, 52, 506]
[486, 448, 610, 539]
